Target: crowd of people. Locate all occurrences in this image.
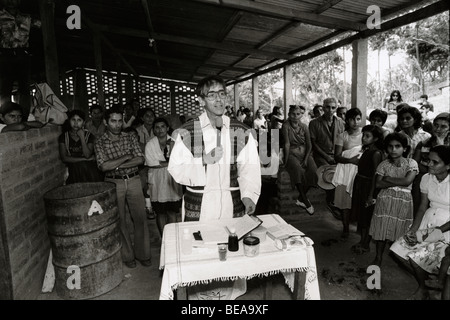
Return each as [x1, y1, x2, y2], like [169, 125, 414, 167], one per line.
[1, 77, 448, 300]
[228, 93, 449, 300]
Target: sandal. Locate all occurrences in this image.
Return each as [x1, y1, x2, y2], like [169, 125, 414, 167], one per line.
[352, 245, 370, 255]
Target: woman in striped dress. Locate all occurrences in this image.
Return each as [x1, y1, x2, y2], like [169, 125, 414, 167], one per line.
[369, 132, 419, 267]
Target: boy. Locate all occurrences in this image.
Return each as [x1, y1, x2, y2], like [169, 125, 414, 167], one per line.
[0, 101, 45, 132]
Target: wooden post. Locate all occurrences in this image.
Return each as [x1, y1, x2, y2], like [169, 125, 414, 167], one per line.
[284, 65, 293, 119]
[38, 0, 60, 115]
[73, 69, 89, 115]
[252, 77, 259, 114]
[125, 76, 134, 104]
[93, 32, 105, 108]
[234, 84, 239, 111]
[351, 39, 368, 124]
[170, 83, 177, 115]
[116, 60, 122, 104]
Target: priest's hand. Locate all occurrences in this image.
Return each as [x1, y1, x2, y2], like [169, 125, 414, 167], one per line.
[242, 197, 256, 215]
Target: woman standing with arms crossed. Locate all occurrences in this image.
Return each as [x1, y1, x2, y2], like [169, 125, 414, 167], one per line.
[58, 110, 103, 184]
[368, 132, 418, 266]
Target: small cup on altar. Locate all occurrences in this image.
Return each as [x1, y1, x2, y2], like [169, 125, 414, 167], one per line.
[218, 244, 227, 261]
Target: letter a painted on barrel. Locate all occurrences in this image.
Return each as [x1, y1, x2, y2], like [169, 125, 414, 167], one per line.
[66, 265, 81, 290]
[88, 200, 104, 216]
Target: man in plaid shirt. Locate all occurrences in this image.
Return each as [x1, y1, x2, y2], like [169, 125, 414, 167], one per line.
[95, 104, 151, 268]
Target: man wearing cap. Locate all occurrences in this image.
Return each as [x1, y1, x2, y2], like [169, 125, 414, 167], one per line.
[309, 97, 345, 216]
[94, 104, 152, 269]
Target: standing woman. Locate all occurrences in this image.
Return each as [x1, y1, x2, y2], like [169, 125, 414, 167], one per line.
[145, 117, 183, 236]
[58, 110, 103, 184]
[282, 105, 317, 214]
[390, 145, 450, 300]
[412, 112, 449, 216]
[333, 107, 363, 239]
[397, 104, 431, 159]
[386, 90, 403, 114]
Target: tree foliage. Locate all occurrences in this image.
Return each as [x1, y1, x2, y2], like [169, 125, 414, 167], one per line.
[233, 12, 448, 114]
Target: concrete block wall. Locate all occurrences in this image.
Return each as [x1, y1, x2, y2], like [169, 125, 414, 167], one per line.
[0, 125, 65, 299]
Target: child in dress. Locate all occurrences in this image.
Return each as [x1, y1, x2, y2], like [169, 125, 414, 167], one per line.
[333, 107, 363, 238]
[350, 125, 385, 254]
[368, 132, 418, 266]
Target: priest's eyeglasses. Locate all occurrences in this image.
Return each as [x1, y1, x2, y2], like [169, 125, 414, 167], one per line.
[204, 90, 226, 101]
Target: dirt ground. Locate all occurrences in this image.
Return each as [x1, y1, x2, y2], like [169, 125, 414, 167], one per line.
[37, 186, 445, 301]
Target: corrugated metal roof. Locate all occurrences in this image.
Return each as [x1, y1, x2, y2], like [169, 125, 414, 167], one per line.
[17, 0, 449, 85]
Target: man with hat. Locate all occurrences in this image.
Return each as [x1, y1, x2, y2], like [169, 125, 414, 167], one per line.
[309, 97, 345, 218]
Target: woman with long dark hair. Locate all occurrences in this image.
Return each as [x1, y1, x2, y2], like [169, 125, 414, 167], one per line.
[58, 109, 103, 184]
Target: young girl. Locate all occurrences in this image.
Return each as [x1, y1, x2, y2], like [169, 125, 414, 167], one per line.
[350, 125, 385, 254]
[333, 107, 363, 238]
[58, 110, 103, 184]
[369, 132, 418, 266]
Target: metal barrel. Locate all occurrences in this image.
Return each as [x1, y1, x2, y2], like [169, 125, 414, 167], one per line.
[44, 182, 122, 300]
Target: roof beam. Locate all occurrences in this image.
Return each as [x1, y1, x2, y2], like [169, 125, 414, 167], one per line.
[59, 41, 256, 73]
[189, 0, 366, 31]
[221, 20, 301, 76]
[314, 0, 345, 14]
[229, 0, 450, 85]
[97, 24, 294, 60]
[78, 16, 139, 77]
[117, 49, 255, 72]
[140, 0, 162, 77]
[190, 11, 244, 82]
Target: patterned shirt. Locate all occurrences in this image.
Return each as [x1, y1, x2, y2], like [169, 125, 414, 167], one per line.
[400, 128, 431, 158]
[94, 131, 144, 176]
[376, 157, 419, 190]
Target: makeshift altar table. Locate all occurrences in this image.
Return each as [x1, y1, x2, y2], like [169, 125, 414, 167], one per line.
[159, 214, 320, 300]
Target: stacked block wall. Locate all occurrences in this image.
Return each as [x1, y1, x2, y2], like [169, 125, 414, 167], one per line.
[0, 125, 65, 299]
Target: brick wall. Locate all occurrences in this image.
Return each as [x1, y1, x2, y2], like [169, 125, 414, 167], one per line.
[0, 125, 65, 300]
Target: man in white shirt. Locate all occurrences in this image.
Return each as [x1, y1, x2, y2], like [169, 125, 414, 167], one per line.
[168, 75, 261, 222]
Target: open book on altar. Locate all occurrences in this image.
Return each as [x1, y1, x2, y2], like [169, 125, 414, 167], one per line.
[266, 223, 304, 240]
[199, 214, 263, 244]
